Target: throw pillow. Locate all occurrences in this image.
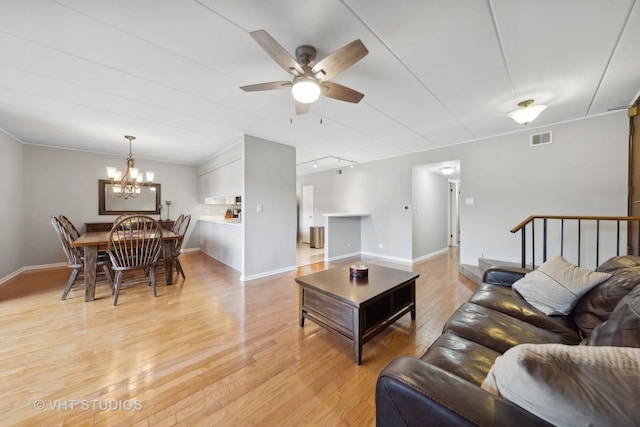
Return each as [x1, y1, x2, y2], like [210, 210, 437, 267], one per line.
[573, 255, 640, 337]
[583, 284, 640, 347]
[481, 343, 640, 427]
[512, 255, 611, 315]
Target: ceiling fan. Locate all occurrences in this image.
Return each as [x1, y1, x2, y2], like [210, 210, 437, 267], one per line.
[240, 30, 368, 115]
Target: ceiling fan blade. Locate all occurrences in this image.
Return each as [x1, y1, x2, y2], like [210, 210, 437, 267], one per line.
[240, 81, 292, 92]
[250, 30, 304, 76]
[295, 101, 311, 115]
[311, 39, 368, 81]
[321, 82, 364, 103]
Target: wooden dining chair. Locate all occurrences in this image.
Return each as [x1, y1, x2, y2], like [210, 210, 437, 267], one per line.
[50, 216, 113, 300]
[108, 215, 164, 306]
[171, 214, 185, 233]
[58, 215, 80, 240]
[171, 214, 191, 279]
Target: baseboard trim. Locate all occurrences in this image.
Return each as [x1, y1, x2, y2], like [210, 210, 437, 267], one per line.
[181, 247, 200, 253]
[0, 262, 68, 286]
[325, 251, 362, 262]
[0, 267, 25, 286]
[360, 252, 413, 265]
[241, 265, 298, 282]
[412, 248, 449, 264]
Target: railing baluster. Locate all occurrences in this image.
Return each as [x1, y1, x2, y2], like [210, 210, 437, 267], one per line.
[531, 220, 535, 270]
[596, 220, 600, 267]
[561, 219, 564, 257]
[521, 227, 526, 269]
[616, 221, 620, 256]
[578, 219, 581, 267]
[543, 218, 547, 264]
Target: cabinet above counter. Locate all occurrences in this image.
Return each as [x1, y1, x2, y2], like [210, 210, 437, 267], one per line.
[204, 195, 242, 205]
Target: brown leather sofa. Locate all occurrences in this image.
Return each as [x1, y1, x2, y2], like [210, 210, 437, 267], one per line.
[375, 256, 640, 426]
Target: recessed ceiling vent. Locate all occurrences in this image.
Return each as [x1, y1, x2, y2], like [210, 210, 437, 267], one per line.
[530, 131, 552, 147]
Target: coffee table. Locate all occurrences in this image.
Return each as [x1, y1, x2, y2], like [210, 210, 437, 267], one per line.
[296, 264, 419, 364]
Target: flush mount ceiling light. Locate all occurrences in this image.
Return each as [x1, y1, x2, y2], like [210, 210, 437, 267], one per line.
[439, 166, 456, 175]
[508, 99, 547, 125]
[291, 76, 321, 104]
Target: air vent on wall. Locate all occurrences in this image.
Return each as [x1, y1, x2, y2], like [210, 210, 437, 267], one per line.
[530, 131, 552, 146]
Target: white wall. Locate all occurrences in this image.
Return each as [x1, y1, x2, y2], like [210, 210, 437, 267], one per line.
[412, 166, 449, 260]
[23, 145, 201, 266]
[243, 135, 297, 279]
[298, 162, 414, 261]
[297, 112, 629, 266]
[0, 131, 25, 280]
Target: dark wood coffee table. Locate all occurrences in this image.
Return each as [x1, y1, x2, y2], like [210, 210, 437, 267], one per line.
[296, 264, 419, 364]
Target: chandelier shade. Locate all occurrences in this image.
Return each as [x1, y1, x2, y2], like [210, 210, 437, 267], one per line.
[106, 135, 154, 199]
[508, 99, 547, 125]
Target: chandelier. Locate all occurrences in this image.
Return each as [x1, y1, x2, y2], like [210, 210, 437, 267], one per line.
[105, 135, 154, 199]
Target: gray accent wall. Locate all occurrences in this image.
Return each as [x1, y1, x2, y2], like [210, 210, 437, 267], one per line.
[243, 135, 297, 279]
[0, 132, 25, 279]
[297, 112, 629, 266]
[412, 166, 450, 260]
[22, 144, 201, 267]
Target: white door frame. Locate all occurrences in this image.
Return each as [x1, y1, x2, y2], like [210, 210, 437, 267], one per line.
[301, 184, 314, 243]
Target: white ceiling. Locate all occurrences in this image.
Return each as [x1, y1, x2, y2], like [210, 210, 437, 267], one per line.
[1, 0, 639, 175]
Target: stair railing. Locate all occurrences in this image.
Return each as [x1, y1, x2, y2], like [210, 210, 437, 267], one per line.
[511, 215, 640, 269]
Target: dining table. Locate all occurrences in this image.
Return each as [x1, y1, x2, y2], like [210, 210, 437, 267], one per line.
[71, 229, 180, 302]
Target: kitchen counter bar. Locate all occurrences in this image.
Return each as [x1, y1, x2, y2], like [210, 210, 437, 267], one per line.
[198, 215, 242, 226]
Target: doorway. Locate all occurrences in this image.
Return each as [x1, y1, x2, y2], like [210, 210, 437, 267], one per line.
[411, 161, 461, 261]
[301, 184, 314, 243]
[449, 181, 460, 247]
[298, 184, 324, 265]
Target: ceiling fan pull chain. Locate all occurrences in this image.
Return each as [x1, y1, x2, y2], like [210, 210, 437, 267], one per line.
[290, 91, 294, 124]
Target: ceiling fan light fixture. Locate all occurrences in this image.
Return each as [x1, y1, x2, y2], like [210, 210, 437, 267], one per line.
[508, 99, 547, 125]
[292, 77, 321, 103]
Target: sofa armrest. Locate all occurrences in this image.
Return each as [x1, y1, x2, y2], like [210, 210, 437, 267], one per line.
[482, 266, 531, 287]
[376, 356, 551, 427]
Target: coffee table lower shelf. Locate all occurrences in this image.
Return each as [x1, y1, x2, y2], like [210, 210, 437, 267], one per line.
[298, 279, 416, 364]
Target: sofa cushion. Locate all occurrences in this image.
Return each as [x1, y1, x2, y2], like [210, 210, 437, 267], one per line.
[512, 256, 611, 316]
[444, 303, 581, 354]
[471, 283, 579, 336]
[583, 284, 640, 347]
[481, 344, 640, 427]
[421, 332, 501, 386]
[573, 255, 640, 337]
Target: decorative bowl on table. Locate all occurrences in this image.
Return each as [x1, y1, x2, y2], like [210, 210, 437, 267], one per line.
[349, 264, 369, 279]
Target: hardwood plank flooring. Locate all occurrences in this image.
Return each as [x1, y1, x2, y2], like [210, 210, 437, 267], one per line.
[0, 248, 475, 426]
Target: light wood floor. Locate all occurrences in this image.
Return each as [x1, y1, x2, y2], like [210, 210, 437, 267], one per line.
[296, 242, 325, 266]
[0, 248, 475, 426]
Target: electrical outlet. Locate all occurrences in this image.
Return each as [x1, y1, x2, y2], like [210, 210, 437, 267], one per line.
[378, 243, 384, 249]
[347, 242, 352, 248]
